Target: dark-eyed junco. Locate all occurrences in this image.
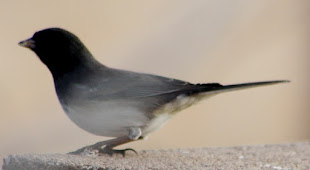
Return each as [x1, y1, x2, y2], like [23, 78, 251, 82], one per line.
[19, 28, 288, 156]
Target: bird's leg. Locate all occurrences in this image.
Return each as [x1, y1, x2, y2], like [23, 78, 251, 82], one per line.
[68, 137, 130, 155]
[98, 136, 137, 156]
[99, 127, 142, 156]
[69, 127, 142, 156]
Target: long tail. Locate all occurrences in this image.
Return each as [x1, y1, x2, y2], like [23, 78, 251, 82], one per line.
[199, 80, 290, 95]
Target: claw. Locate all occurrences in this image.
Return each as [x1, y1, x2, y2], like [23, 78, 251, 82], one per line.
[68, 146, 96, 155]
[99, 147, 138, 156]
[68, 137, 137, 156]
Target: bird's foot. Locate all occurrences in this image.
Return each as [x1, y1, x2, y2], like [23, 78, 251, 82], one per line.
[68, 136, 137, 156]
[99, 146, 137, 157]
[68, 145, 100, 155]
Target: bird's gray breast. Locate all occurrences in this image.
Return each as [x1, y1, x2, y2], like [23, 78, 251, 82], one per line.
[57, 82, 152, 137]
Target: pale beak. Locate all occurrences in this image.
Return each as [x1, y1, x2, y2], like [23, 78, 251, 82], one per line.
[19, 38, 36, 49]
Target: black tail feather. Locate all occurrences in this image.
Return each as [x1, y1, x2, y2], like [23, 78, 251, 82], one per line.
[199, 80, 289, 94]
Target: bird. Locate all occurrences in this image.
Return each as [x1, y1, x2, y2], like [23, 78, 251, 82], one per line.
[19, 28, 289, 156]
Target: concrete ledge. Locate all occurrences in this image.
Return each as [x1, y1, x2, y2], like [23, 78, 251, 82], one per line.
[3, 142, 310, 170]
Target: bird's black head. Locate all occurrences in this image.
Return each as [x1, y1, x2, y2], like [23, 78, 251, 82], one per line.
[19, 28, 97, 78]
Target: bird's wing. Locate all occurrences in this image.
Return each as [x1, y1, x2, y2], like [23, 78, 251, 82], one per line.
[73, 68, 288, 114]
[88, 68, 199, 100]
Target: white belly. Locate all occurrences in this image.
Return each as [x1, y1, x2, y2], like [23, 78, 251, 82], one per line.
[61, 93, 214, 138]
[61, 101, 149, 137]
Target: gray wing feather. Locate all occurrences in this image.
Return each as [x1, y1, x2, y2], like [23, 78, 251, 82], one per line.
[86, 68, 192, 100]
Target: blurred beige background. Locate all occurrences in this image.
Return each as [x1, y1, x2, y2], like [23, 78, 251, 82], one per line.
[0, 0, 308, 162]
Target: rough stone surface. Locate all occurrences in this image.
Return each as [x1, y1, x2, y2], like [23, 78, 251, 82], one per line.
[3, 142, 310, 170]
